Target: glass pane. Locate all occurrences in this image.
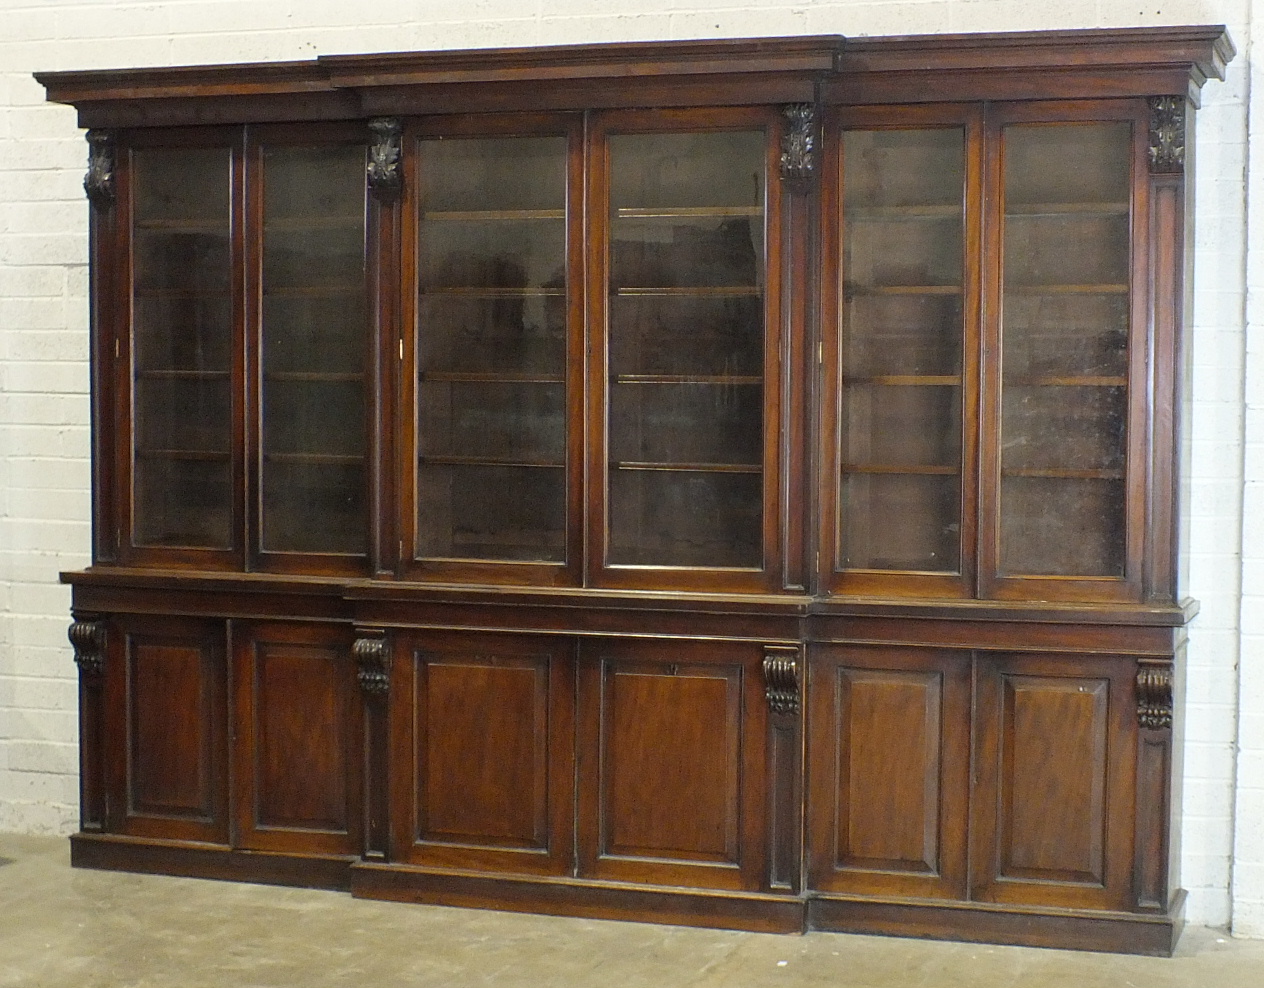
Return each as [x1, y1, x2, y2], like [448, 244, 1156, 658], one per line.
[609, 469, 762, 568]
[260, 144, 368, 556]
[607, 130, 766, 569]
[417, 135, 569, 563]
[839, 128, 964, 573]
[131, 146, 233, 549]
[1000, 122, 1132, 577]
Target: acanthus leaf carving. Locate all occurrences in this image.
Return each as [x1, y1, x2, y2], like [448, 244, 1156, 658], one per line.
[68, 617, 106, 678]
[367, 117, 403, 198]
[354, 632, 391, 697]
[1149, 96, 1186, 174]
[780, 103, 816, 187]
[763, 646, 801, 715]
[1137, 664, 1174, 730]
[84, 130, 116, 210]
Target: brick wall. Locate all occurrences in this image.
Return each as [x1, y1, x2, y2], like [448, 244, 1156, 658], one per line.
[0, 0, 1256, 931]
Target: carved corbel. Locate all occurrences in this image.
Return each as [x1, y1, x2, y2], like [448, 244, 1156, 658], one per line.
[84, 130, 115, 209]
[1137, 664, 1174, 730]
[779, 104, 816, 189]
[1148, 96, 1186, 174]
[763, 646, 801, 715]
[367, 117, 403, 199]
[354, 631, 391, 697]
[68, 617, 106, 678]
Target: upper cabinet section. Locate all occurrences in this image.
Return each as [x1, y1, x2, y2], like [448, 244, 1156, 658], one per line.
[41, 27, 1232, 603]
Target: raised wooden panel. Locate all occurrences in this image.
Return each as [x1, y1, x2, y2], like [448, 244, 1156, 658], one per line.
[395, 631, 574, 875]
[578, 638, 768, 891]
[106, 616, 228, 843]
[807, 646, 969, 899]
[234, 622, 360, 855]
[971, 653, 1135, 910]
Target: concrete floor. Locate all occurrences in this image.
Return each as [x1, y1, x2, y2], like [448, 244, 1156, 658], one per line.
[2, 835, 1263, 988]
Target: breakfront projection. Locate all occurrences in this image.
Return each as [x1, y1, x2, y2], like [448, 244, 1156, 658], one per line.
[40, 24, 1233, 954]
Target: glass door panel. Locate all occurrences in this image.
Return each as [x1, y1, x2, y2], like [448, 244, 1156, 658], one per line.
[259, 144, 368, 556]
[416, 136, 569, 562]
[999, 122, 1131, 577]
[606, 130, 766, 569]
[839, 128, 965, 573]
[131, 146, 233, 549]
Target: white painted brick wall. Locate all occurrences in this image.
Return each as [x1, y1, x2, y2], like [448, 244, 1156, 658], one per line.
[0, 0, 1255, 930]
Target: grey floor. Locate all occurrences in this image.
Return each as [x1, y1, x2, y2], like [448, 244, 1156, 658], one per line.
[2, 834, 1263, 988]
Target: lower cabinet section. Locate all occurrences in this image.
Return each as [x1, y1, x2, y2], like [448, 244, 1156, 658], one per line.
[67, 610, 1183, 953]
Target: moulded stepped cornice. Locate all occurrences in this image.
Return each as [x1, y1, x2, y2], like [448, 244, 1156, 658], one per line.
[35, 26, 1232, 129]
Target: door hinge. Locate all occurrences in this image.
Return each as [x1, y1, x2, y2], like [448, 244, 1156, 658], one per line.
[115, 337, 120, 359]
[399, 338, 404, 361]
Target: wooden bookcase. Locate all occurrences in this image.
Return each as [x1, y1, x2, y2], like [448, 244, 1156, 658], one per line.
[40, 25, 1233, 954]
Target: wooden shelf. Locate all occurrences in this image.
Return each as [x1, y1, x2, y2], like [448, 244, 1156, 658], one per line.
[264, 285, 363, 298]
[264, 452, 365, 466]
[844, 375, 960, 386]
[1005, 375, 1127, 387]
[422, 287, 565, 298]
[844, 464, 959, 476]
[134, 287, 230, 299]
[1006, 201, 1129, 216]
[136, 369, 229, 380]
[1006, 284, 1129, 295]
[1002, 467, 1124, 480]
[616, 205, 762, 219]
[133, 219, 226, 232]
[844, 286, 960, 298]
[612, 461, 761, 474]
[423, 208, 565, 221]
[847, 204, 960, 220]
[420, 371, 563, 384]
[613, 374, 762, 385]
[135, 448, 230, 461]
[264, 371, 364, 383]
[420, 455, 564, 469]
[615, 286, 762, 297]
[265, 215, 364, 231]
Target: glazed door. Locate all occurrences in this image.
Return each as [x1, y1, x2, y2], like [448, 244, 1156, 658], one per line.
[248, 124, 374, 574]
[970, 652, 1136, 910]
[117, 130, 244, 569]
[232, 621, 362, 856]
[806, 645, 970, 899]
[980, 101, 1148, 602]
[588, 107, 787, 592]
[577, 638, 773, 891]
[402, 114, 585, 587]
[391, 631, 575, 876]
[103, 615, 229, 843]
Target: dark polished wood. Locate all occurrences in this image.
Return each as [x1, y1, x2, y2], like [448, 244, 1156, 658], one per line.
[44, 25, 1232, 955]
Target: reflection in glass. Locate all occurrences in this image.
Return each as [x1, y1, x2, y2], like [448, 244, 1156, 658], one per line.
[131, 146, 233, 548]
[839, 128, 964, 573]
[999, 122, 1131, 577]
[416, 135, 569, 563]
[260, 144, 367, 556]
[606, 130, 766, 568]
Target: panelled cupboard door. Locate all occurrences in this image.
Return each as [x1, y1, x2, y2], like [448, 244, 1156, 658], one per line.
[392, 631, 575, 876]
[970, 653, 1136, 910]
[232, 622, 361, 855]
[806, 645, 970, 899]
[104, 615, 229, 843]
[577, 639, 770, 891]
[587, 107, 787, 593]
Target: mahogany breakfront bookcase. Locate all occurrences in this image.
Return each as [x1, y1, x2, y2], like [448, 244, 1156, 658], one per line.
[38, 25, 1233, 954]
